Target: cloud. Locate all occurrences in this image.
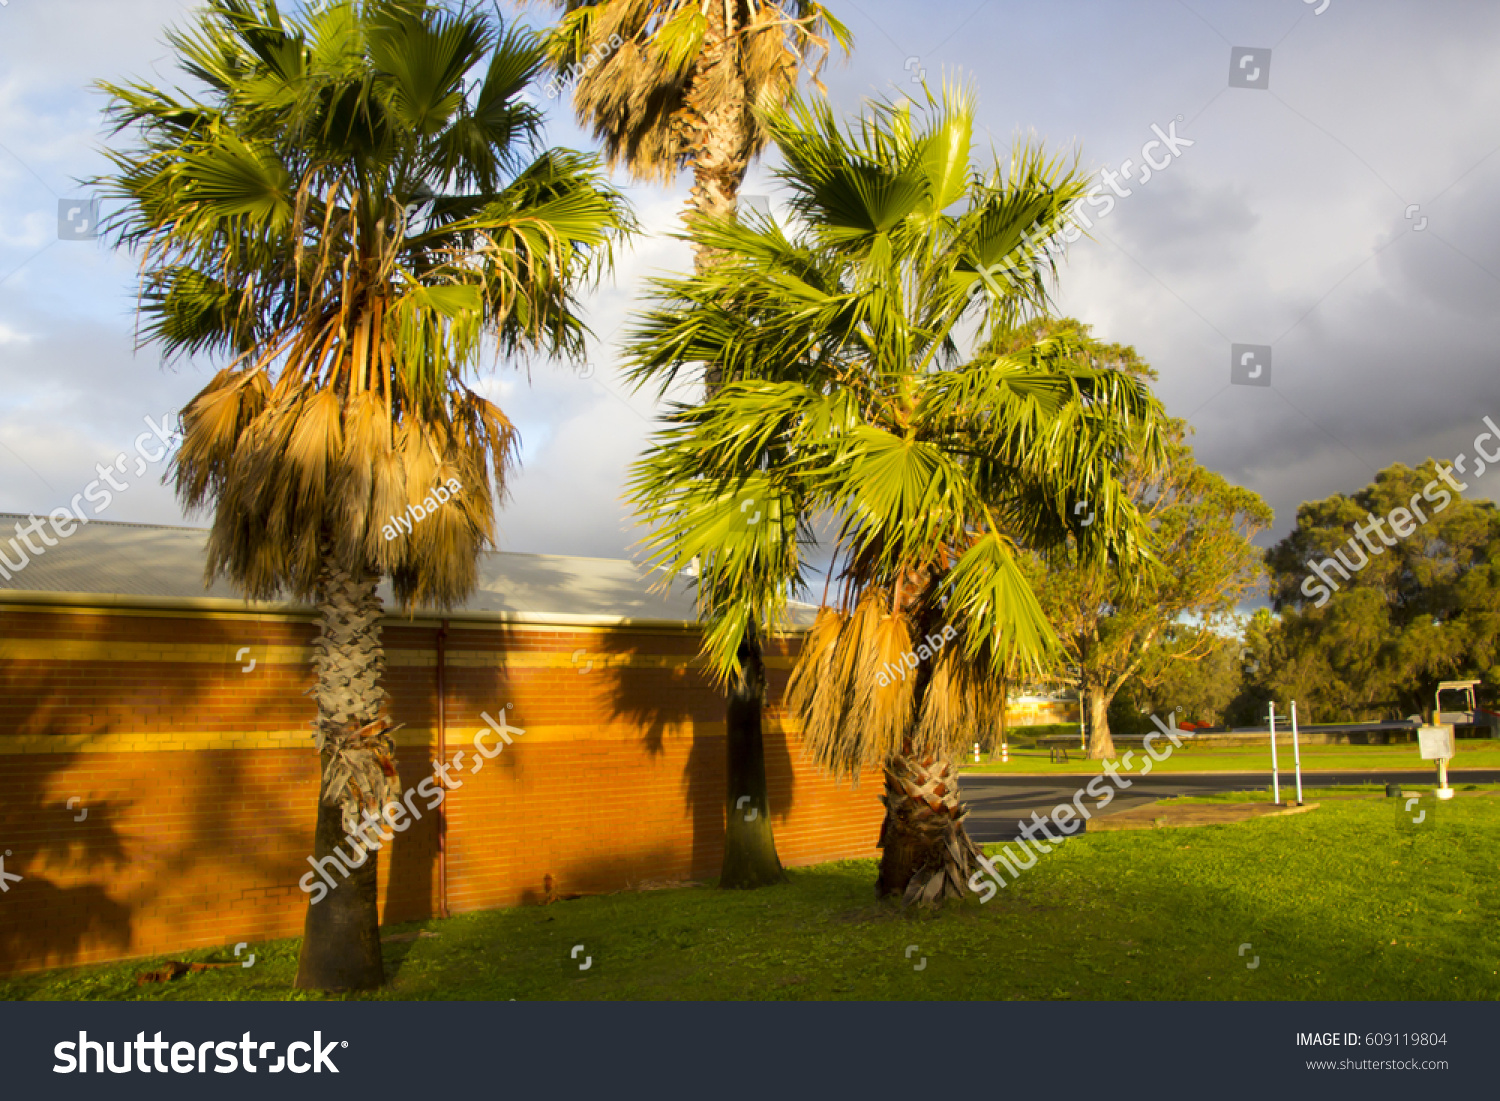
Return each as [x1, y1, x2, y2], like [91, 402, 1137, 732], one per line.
[2, 0, 1500, 572]
[0, 322, 34, 346]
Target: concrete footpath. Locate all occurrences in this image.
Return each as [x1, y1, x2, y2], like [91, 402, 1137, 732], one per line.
[1086, 799, 1320, 831]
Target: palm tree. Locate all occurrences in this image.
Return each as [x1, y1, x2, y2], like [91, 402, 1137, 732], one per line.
[539, 0, 849, 274]
[95, 0, 630, 989]
[539, 0, 850, 888]
[627, 87, 1165, 902]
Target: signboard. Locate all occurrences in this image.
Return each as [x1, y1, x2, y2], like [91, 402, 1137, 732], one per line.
[1418, 724, 1455, 761]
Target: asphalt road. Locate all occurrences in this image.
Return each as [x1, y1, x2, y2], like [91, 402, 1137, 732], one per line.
[959, 768, 1500, 842]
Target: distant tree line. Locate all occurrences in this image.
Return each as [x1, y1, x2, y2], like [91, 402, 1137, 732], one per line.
[1107, 459, 1500, 731]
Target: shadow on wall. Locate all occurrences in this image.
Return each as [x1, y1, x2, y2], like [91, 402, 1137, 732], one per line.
[0, 747, 133, 974]
[381, 620, 463, 926]
[518, 843, 699, 905]
[378, 745, 441, 926]
[0, 607, 819, 973]
[0, 747, 328, 976]
[432, 616, 800, 894]
[0, 609, 327, 974]
[611, 631, 798, 883]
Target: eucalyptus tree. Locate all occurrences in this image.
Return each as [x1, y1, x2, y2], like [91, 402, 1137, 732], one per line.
[1015, 320, 1272, 759]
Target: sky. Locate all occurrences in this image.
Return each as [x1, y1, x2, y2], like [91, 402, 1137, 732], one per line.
[1, 0, 1498, 576]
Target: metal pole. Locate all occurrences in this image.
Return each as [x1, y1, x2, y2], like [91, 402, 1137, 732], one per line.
[1079, 689, 1086, 752]
[1291, 700, 1303, 805]
[1269, 703, 1281, 805]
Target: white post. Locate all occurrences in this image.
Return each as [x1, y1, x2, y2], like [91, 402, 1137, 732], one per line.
[973, 741, 980, 764]
[1419, 722, 1457, 799]
[1269, 703, 1281, 805]
[1291, 700, 1303, 805]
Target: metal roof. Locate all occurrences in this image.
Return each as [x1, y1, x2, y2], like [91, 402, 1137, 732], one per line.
[0, 513, 771, 627]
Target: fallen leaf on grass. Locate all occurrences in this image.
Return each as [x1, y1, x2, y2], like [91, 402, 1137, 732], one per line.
[135, 961, 240, 986]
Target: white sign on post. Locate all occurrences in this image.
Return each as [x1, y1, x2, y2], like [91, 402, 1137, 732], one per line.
[1418, 724, 1455, 761]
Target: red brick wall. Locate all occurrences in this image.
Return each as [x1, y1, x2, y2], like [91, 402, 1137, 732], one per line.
[0, 606, 883, 976]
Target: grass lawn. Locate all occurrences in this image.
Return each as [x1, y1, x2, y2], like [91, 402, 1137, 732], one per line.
[1162, 783, 1483, 804]
[960, 740, 1500, 775]
[5, 789, 1499, 1002]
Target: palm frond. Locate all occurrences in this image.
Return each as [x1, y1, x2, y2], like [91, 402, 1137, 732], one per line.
[627, 90, 1165, 775]
[99, 0, 633, 607]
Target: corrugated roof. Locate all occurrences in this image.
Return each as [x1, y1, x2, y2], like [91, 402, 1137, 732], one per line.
[0, 513, 731, 626]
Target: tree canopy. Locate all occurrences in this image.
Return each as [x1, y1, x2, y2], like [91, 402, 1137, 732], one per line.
[96, 0, 631, 607]
[1251, 459, 1500, 721]
[1108, 623, 1246, 734]
[1022, 321, 1272, 756]
[627, 92, 1162, 764]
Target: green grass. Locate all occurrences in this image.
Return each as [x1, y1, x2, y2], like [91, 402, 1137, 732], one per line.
[6, 793, 1500, 1001]
[1163, 783, 1488, 805]
[961, 740, 1500, 774]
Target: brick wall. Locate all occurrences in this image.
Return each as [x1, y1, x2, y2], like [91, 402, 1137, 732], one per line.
[0, 605, 884, 976]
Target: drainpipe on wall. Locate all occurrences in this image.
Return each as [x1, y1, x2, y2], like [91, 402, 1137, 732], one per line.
[436, 618, 449, 920]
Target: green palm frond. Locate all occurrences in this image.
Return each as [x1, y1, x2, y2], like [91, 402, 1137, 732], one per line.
[627, 89, 1166, 775]
[96, 0, 633, 607]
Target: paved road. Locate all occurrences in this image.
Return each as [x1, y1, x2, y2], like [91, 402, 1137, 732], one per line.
[959, 769, 1500, 842]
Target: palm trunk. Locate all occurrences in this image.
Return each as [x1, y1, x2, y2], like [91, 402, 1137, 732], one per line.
[876, 751, 984, 904]
[1085, 685, 1115, 760]
[294, 558, 395, 991]
[875, 595, 983, 905]
[684, 11, 784, 887]
[719, 625, 786, 887]
[684, 7, 751, 328]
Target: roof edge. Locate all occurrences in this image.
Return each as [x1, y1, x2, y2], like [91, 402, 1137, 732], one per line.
[0, 588, 811, 635]
[0, 588, 685, 629]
